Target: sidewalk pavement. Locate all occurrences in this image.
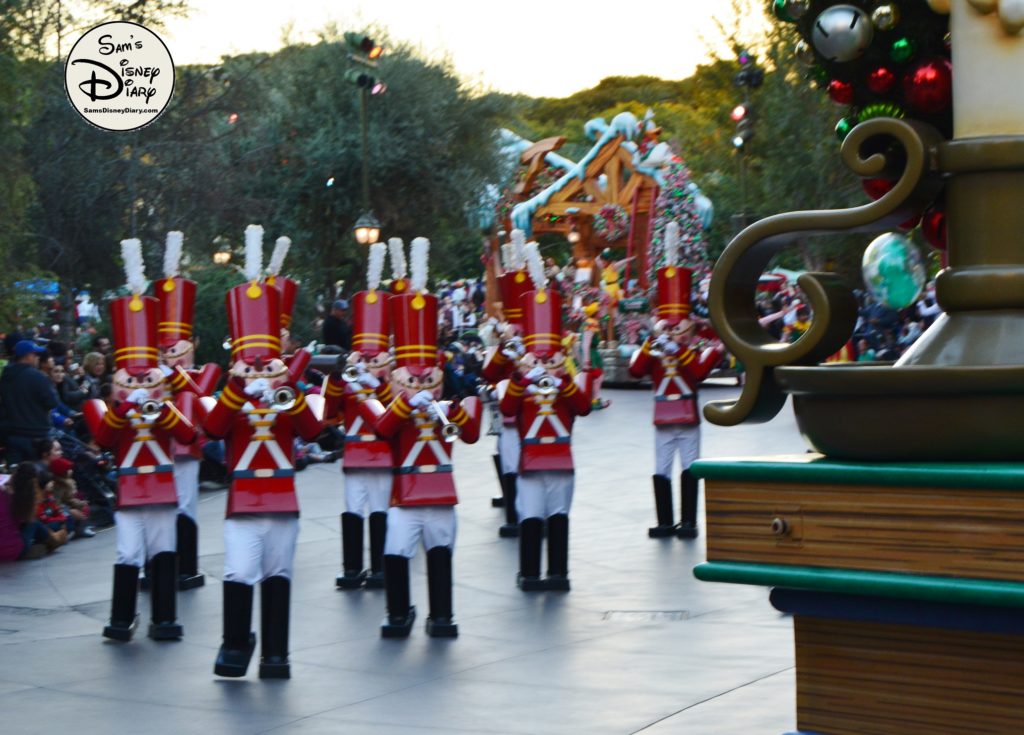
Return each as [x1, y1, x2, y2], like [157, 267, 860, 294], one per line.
[0, 384, 808, 734]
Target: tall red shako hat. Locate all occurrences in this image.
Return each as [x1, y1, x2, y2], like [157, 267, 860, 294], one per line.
[387, 237, 409, 295]
[499, 229, 532, 327]
[520, 240, 563, 359]
[352, 241, 391, 357]
[390, 237, 438, 375]
[155, 231, 197, 348]
[264, 236, 297, 331]
[226, 225, 282, 364]
[655, 221, 692, 326]
[112, 238, 159, 373]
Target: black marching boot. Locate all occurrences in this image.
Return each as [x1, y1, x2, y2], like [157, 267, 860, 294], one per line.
[148, 551, 183, 640]
[103, 564, 140, 641]
[424, 546, 457, 638]
[214, 581, 256, 677]
[381, 555, 415, 638]
[336, 512, 367, 589]
[648, 474, 676, 538]
[498, 473, 520, 538]
[490, 454, 505, 507]
[544, 514, 571, 591]
[516, 518, 546, 591]
[364, 512, 387, 589]
[259, 576, 291, 679]
[677, 470, 700, 539]
[176, 514, 205, 590]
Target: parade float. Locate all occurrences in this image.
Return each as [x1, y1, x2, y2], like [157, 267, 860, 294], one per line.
[693, 1, 1024, 733]
[489, 111, 716, 383]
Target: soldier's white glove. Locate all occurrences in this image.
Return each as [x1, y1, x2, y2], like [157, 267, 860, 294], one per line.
[525, 365, 547, 383]
[127, 388, 151, 405]
[244, 378, 271, 397]
[158, 364, 174, 377]
[662, 340, 681, 355]
[357, 371, 380, 389]
[525, 384, 542, 396]
[409, 390, 433, 408]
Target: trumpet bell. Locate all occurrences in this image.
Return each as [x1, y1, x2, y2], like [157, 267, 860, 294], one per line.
[341, 365, 363, 382]
[534, 375, 559, 395]
[138, 399, 162, 418]
[440, 422, 461, 442]
[270, 386, 297, 411]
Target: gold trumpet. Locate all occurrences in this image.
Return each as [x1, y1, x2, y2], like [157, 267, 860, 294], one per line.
[534, 374, 559, 396]
[269, 386, 297, 411]
[430, 401, 461, 442]
[341, 364, 364, 382]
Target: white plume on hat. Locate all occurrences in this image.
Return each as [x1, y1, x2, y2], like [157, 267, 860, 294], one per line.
[163, 231, 183, 279]
[510, 229, 526, 271]
[243, 224, 264, 282]
[367, 242, 386, 291]
[121, 238, 146, 295]
[500, 242, 515, 272]
[267, 236, 291, 277]
[664, 221, 680, 266]
[410, 237, 430, 293]
[524, 241, 546, 291]
[388, 237, 407, 281]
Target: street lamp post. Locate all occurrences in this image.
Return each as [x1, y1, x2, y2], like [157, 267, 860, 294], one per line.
[345, 33, 385, 244]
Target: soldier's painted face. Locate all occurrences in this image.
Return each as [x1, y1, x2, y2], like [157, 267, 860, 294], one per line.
[230, 357, 289, 388]
[349, 350, 394, 380]
[112, 366, 168, 402]
[390, 365, 443, 401]
[159, 338, 194, 369]
[519, 350, 567, 377]
[654, 318, 696, 347]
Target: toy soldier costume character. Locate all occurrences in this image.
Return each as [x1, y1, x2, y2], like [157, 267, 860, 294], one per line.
[155, 231, 222, 590]
[85, 239, 199, 642]
[324, 241, 396, 589]
[480, 229, 532, 538]
[500, 242, 593, 592]
[206, 225, 323, 679]
[370, 237, 482, 638]
[628, 222, 723, 539]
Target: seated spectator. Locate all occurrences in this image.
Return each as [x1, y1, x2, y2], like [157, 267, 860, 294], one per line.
[35, 438, 94, 539]
[0, 462, 66, 561]
[79, 351, 109, 400]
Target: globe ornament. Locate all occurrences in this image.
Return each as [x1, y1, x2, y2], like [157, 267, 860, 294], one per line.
[872, 4, 900, 30]
[861, 232, 927, 309]
[866, 66, 897, 94]
[827, 79, 855, 105]
[903, 58, 953, 114]
[811, 5, 874, 62]
[835, 115, 857, 140]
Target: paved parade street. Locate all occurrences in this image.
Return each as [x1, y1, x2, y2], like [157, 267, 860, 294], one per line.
[1, 384, 808, 735]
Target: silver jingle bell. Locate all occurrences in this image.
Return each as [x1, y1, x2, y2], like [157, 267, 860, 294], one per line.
[811, 4, 875, 63]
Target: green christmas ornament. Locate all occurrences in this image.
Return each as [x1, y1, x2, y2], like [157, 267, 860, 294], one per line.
[773, 0, 795, 22]
[890, 36, 917, 63]
[858, 102, 905, 123]
[809, 65, 829, 88]
[835, 116, 857, 140]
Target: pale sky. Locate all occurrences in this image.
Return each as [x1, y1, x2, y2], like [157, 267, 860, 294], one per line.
[159, 1, 765, 98]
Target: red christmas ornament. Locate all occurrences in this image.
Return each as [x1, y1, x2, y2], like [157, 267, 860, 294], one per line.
[866, 66, 896, 94]
[898, 213, 922, 231]
[827, 79, 855, 105]
[862, 177, 895, 200]
[921, 203, 947, 250]
[903, 58, 953, 114]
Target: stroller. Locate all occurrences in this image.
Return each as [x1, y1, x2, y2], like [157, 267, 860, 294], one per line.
[55, 429, 118, 528]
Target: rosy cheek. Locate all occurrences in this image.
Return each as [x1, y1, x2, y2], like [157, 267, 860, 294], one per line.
[115, 388, 129, 401]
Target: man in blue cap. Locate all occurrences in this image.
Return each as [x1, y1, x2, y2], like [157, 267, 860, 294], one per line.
[0, 340, 57, 463]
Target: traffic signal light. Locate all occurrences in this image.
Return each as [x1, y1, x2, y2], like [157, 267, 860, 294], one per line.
[344, 69, 387, 95]
[731, 103, 754, 150]
[344, 32, 383, 62]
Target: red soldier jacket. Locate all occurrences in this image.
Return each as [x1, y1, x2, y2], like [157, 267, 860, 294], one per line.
[167, 364, 221, 459]
[374, 394, 482, 506]
[628, 340, 724, 426]
[499, 373, 593, 472]
[324, 377, 394, 470]
[204, 380, 323, 517]
[84, 398, 198, 509]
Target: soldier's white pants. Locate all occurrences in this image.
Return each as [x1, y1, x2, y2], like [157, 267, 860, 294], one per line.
[654, 424, 701, 478]
[174, 456, 200, 520]
[343, 469, 392, 517]
[114, 507, 177, 566]
[223, 516, 299, 584]
[384, 506, 456, 558]
[497, 424, 521, 474]
[517, 471, 574, 520]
